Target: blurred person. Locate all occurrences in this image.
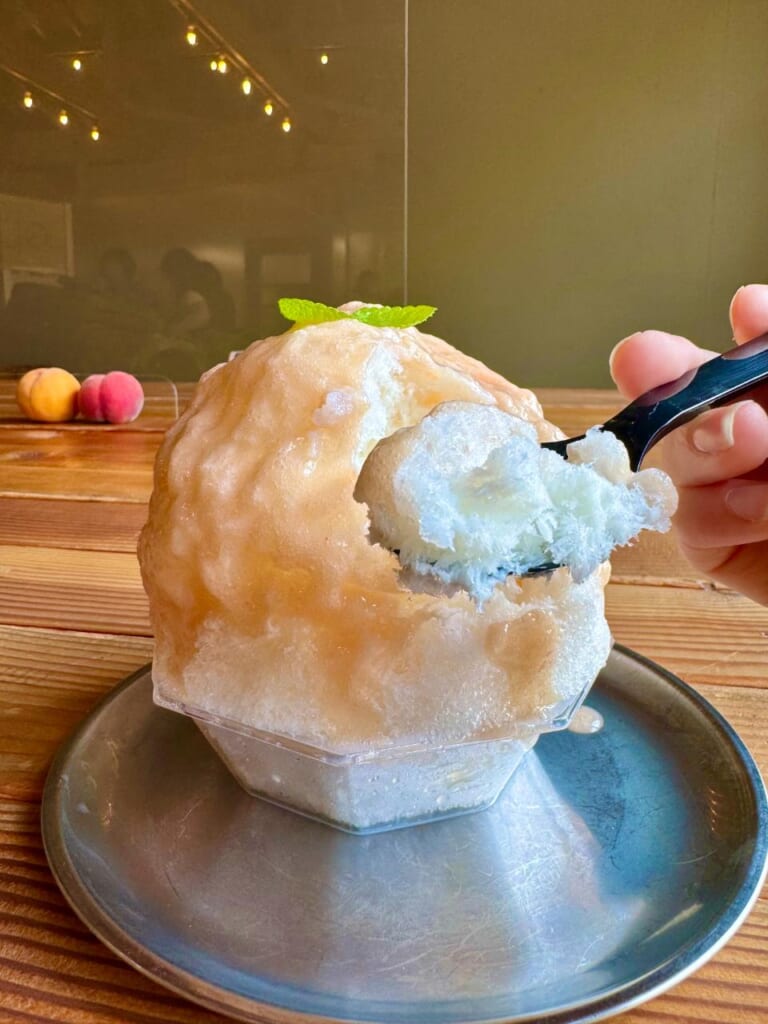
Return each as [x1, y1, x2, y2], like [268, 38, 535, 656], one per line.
[197, 261, 236, 332]
[160, 247, 210, 336]
[98, 248, 155, 310]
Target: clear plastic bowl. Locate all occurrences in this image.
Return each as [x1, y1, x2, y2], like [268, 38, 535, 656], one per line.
[156, 681, 591, 834]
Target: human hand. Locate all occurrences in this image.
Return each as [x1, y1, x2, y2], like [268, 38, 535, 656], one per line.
[609, 284, 768, 605]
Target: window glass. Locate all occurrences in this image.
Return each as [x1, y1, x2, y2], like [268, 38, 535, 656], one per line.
[0, 0, 405, 379]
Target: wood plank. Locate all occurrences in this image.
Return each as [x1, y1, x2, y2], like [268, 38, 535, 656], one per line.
[0, 415, 178, 432]
[1, 537, 764, 684]
[537, 387, 624, 407]
[0, 547, 149, 636]
[539, 392, 624, 440]
[0, 388, 705, 584]
[0, 626, 153, 801]
[606, 583, 768, 688]
[4, 539, 763, 666]
[698, 683, 768, 770]
[2, 379, 768, 1023]
[0, 801, 227, 1022]
[610, 529, 707, 586]
[0, 795, 765, 1024]
[1, 622, 766, 810]
[618, 900, 768, 1023]
[0, 498, 147, 553]
[0, 428, 161, 502]
[2, 620, 765, 809]
[0, 503, 697, 584]
[1, 624, 767, 1022]
[0, 469, 153, 503]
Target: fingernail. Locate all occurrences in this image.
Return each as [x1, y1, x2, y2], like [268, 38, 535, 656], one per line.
[691, 404, 743, 454]
[608, 333, 638, 375]
[729, 286, 746, 331]
[725, 483, 768, 522]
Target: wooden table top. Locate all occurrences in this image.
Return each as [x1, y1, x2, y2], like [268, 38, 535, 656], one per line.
[1, 380, 767, 1024]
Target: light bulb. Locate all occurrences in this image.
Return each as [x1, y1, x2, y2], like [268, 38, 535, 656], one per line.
[281, 116, 292, 133]
[217, 57, 228, 74]
[22, 91, 33, 109]
[209, 58, 218, 71]
[72, 57, 82, 71]
[58, 109, 69, 126]
[186, 25, 198, 46]
[90, 125, 100, 141]
[320, 52, 329, 65]
[263, 99, 274, 116]
[241, 77, 252, 95]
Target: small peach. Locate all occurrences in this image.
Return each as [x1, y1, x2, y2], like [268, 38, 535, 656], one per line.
[77, 374, 107, 421]
[78, 371, 144, 424]
[16, 367, 80, 422]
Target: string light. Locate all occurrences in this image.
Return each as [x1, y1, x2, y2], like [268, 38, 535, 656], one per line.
[174, 12, 291, 126]
[320, 52, 329, 65]
[3, 66, 101, 137]
[71, 57, 82, 71]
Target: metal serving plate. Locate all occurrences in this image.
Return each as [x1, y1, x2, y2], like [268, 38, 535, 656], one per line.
[42, 644, 768, 1024]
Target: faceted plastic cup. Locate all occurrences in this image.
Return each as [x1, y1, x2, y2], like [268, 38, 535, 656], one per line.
[157, 679, 592, 834]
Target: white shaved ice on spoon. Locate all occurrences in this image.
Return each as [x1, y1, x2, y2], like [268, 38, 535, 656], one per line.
[355, 401, 678, 603]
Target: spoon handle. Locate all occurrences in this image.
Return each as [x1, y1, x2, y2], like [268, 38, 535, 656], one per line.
[602, 333, 768, 470]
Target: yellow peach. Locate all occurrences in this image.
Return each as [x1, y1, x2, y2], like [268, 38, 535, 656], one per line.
[16, 367, 81, 422]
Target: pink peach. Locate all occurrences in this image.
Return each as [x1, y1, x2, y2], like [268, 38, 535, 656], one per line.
[77, 374, 107, 421]
[78, 371, 144, 424]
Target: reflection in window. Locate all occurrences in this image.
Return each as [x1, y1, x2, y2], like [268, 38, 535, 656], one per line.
[0, 1, 405, 379]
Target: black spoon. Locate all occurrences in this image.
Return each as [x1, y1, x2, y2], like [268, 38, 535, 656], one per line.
[524, 332, 768, 576]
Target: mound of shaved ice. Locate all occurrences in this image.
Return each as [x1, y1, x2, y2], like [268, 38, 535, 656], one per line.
[355, 402, 677, 603]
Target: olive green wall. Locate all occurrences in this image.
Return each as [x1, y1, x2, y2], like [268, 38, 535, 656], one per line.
[408, 0, 768, 386]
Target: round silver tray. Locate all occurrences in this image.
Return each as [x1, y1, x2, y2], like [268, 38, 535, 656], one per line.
[42, 644, 768, 1024]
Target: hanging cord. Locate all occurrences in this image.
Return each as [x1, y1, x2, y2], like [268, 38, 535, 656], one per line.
[402, 0, 409, 303]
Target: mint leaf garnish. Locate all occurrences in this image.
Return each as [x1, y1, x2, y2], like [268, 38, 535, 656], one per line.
[279, 298, 438, 329]
[352, 305, 436, 328]
[278, 298, 349, 324]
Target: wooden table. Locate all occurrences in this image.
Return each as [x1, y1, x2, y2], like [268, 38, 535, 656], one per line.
[1, 382, 767, 1024]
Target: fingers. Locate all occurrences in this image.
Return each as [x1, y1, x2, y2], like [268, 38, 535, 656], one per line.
[611, 282, 768, 400]
[678, 537, 768, 607]
[675, 481, 768, 604]
[608, 315, 768, 487]
[609, 330, 718, 400]
[675, 480, 768, 547]
[730, 284, 768, 343]
[608, 290, 768, 605]
[657, 399, 768, 487]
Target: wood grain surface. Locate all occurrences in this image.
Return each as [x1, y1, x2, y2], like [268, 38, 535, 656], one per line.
[1, 385, 767, 1023]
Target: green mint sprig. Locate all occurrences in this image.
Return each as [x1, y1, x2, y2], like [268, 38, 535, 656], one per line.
[352, 304, 437, 328]
[278, 298, 437, 329]
[277, 299, 348, 325]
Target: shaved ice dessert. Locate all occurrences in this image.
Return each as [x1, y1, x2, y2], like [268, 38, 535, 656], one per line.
[138, 300, 676, 832]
